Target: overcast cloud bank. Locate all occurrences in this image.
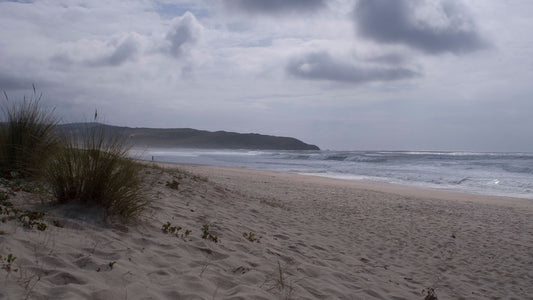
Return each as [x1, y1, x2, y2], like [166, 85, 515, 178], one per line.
[1, 0, 532, 151]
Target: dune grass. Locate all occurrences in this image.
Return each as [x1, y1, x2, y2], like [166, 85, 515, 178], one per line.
[45, 125, 148, 218]
[0, 87, 58, 179]
[1, 86, 147, 219]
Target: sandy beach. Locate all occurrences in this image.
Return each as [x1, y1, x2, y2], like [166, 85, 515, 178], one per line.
[1, 162, 532, 299]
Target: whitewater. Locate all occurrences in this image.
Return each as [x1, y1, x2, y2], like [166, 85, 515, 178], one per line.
[134, 149, 533, 199]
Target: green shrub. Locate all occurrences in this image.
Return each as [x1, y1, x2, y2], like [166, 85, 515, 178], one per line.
[0, 86, 58, 178]
[46, 125, 148, 218]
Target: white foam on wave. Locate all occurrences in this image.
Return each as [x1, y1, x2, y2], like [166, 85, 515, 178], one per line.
[138, 148, 533, 199]
[298, 172, 384, 182]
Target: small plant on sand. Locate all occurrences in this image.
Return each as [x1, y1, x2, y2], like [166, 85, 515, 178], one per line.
[162, 222, 182, 234]
[0, 86, 58, 179]
[165, 179, 180, 190]
[1, 192, 14, 215]
[192, 175, 207, 182]
[0, 194, 48, 230]
[201, 224, 218, 243]
[162, 221, 192, 238]
[423, 287, 438, 300]
[0, 191, 8, 202]
[45, 125, 148, 218]
[36, 222, 47, 231]
[0, 253, 18, 273]
[0, 194, 17, 223]
[262, 261, 293, 299]
[52, 219, 64, 228]
[278, 262, 286, 288]
[243, 231, 260, 243]
[17, 210, 46, 229]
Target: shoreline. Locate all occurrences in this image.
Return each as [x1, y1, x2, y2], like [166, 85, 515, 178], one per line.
[151, 161, 533, 210]
[298, 171, 533, 201]
[140, 148, 533, 201]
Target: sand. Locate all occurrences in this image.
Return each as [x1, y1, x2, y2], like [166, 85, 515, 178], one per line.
[1, 162, 532, 299]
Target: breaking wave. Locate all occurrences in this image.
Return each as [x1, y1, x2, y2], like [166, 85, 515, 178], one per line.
[138, 148, 533, 199]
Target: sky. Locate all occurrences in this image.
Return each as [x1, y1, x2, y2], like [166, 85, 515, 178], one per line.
[1, 0, 532, 151]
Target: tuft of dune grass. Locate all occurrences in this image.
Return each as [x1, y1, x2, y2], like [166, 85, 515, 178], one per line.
[46, 125, 148, 218]
[1, 86, 148, 219]
[0, 86, 59, 179]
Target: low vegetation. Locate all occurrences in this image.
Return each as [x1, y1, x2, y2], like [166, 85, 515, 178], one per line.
[1, 87, 148, 219]
[45, 126, 147, 218]
[262, 261, 293, 300]
[0, 253, 18, 273]
[162, 221, 182, 234]
[243, 231, 260, 243]
[201, 224, 219, 243]
[162, 221, 191, 238]
[1, 191, 47, 230]
[0, 86, 58, 179]
[423, 287, 438, 300]
[165, 179, 180, 190]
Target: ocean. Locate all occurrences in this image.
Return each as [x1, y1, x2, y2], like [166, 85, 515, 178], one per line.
[133, 148, 533, 199]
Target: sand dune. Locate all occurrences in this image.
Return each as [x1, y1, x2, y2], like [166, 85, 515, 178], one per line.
[1, 163, 532, 299]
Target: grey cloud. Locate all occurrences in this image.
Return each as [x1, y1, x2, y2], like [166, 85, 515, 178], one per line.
[50, 53, 73, 66]
[164, 12, 201, 58]
[286, 52, 418, 83]
[353, 0, 488, 54]
[103, 36, 140, 66]
[367, 53, 408, 65]
[50, 33, 143, 68]
[224, 0, 325, 15]
[0, 73, 32, 91]
[91, 34, 142, 66]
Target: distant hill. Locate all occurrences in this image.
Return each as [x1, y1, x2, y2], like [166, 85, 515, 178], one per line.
[58, 123, 320, 150]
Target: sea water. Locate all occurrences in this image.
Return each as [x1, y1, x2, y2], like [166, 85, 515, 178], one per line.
[134, 149, 533, 199]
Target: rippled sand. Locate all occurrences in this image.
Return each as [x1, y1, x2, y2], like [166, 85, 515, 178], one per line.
[1, 163, 531, 299]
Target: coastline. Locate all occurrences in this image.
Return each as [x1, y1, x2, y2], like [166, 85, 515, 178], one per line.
[169, 162, 533, 209]
[1, 161, 532, 299]
[140, 148, 533, 201]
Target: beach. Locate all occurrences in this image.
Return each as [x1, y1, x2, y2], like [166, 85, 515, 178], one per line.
[1, 162, 532, 299]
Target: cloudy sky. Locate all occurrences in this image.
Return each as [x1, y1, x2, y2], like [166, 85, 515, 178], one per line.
[1, 0, 532, 151]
